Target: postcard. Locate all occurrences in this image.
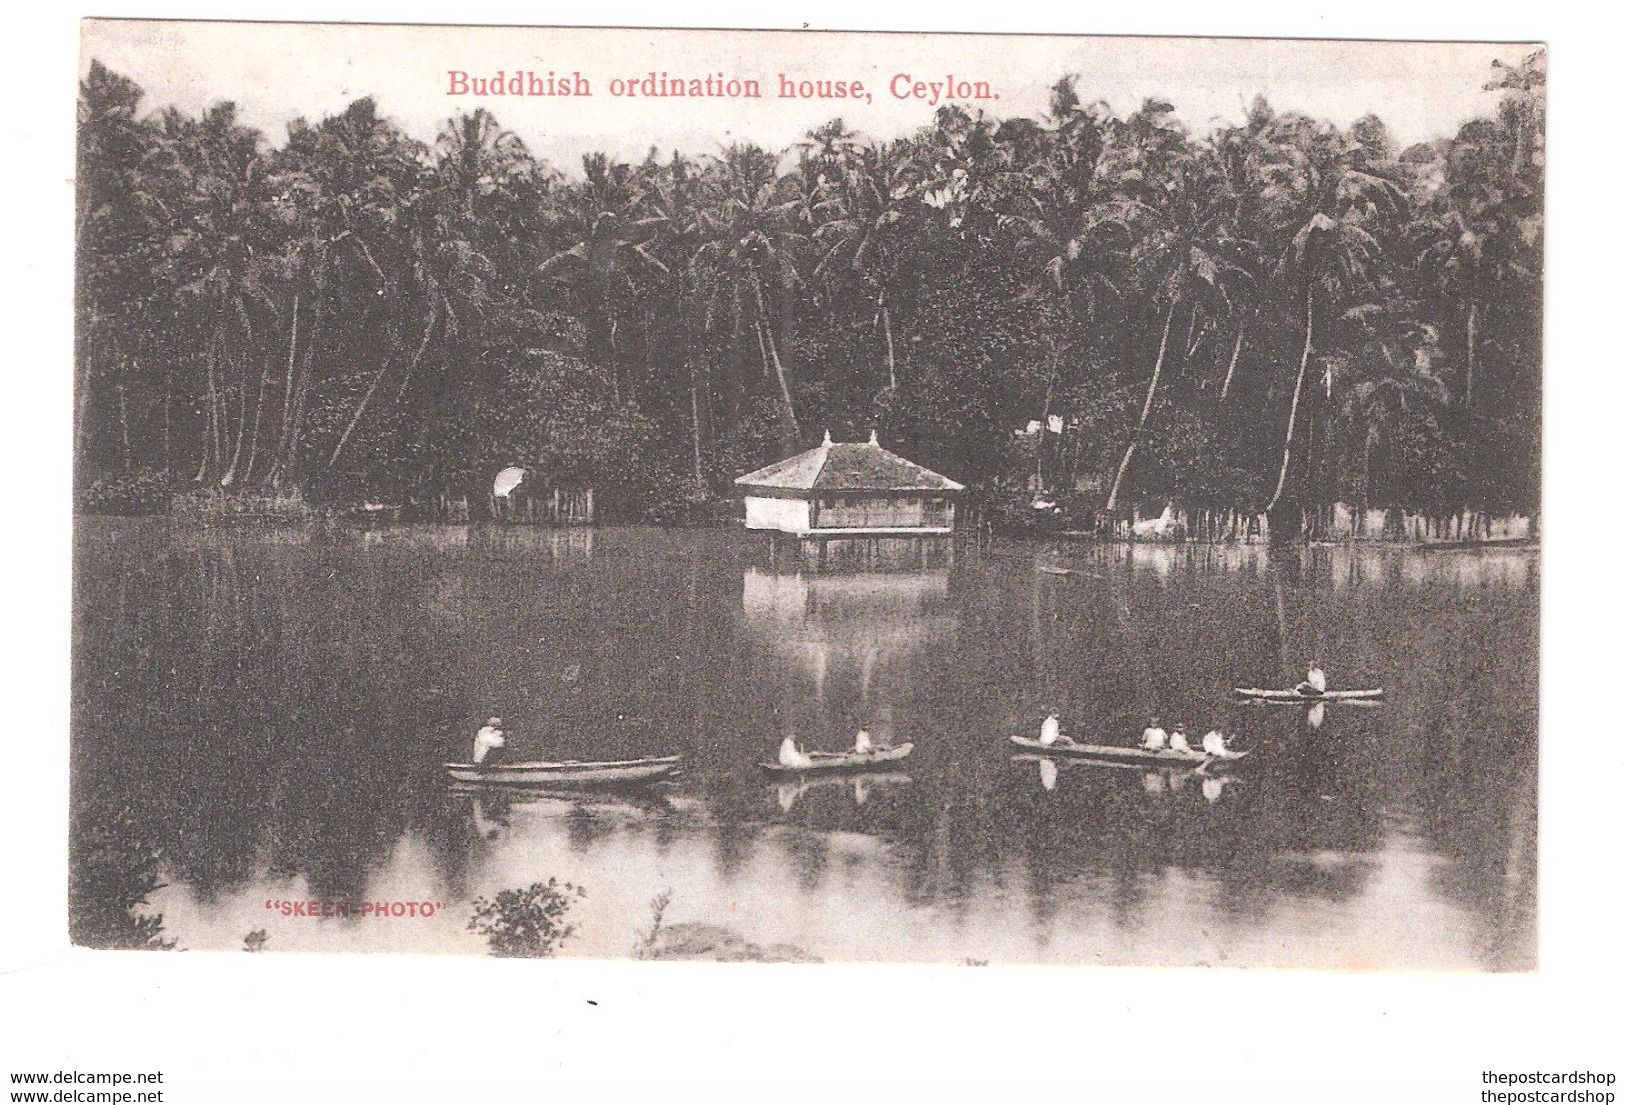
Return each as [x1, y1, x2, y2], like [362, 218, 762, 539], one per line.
[72, 21, 1542, 970]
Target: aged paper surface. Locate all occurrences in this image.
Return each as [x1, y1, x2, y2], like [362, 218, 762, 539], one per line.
[70, 20, 1542, 970]
[20, 10, 1618, 1101]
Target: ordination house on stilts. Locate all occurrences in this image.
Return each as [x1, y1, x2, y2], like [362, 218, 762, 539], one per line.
[735, 432, 963, 568]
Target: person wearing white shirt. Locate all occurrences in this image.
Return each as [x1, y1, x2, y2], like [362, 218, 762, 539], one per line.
[1168, 725, 1194, 754]
[778, 736, 813, 769]
[1297, 661, 1327, 696]
[1038, 711, 1063, 746]
[1201, 728, 1237, 758]
[472, 717, 506, 767]
[1140, 717, 1168, 751]
[851, 728, 874, 754]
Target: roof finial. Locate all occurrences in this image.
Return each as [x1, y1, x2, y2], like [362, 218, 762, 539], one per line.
[868, 428, 880, 446]
[822, 429, 833, 447]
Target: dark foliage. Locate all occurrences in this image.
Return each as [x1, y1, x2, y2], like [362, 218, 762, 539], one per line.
[75, 56, 1543, 520]
[69, 806, 176, 950]
[467, 878, 585, 958]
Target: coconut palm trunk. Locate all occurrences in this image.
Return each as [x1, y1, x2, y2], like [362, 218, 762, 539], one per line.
[681, 281, 705, 489]
[1219, 315, 1246, 402]
[162, 364, 173, 476]
[75, 308, 98, 464]
[199, 336, 223, 482]
[1104, 300, 1178, 513]
[689, 364, 705, 489]
[271, 303, 320, 488]
[243, 349, 275, 485]
[220, 351, 248, 486]
[1037, 341, 1067, 493]
[1264, 286, 1315, 514]
[269, 293, 301, 482]
[326, 354, 396, 470]
[752, 276, 799, 439]
[329, 307, 434, 468]
[1465, 300, 1478, 410]
[117, 374, 132, 471]
[879, 298, 897, 391]
[1362, 423, 1378, 513]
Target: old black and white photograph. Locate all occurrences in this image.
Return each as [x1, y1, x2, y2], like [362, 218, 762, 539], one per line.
[68, 22, 1543, 972]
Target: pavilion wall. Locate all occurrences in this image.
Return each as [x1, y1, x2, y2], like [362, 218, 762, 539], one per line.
[745, 495, 812, 534]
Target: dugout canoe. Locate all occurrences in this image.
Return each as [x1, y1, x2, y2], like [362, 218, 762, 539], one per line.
[444, 754, 682, 786]
[758, 742, 914, 776]
[1008, 734, 1248, 769]
[1233, 687, 1385, 703]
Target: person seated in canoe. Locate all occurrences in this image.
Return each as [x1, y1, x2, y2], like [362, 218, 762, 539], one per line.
[1140, 716, 1168, 751]
[778, 735, 814, 770]
[1294, 660, 1328, 697]
[472, 717, 506, 768]
[849, 726, 893, 755]
[1038, 710, 1064, 747]
[1167, 725, 1194, 754]
[1201, 726, 1240, 758]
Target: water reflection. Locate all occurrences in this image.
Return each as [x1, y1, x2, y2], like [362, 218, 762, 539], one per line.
[774, 773, 914, 813]
[1015, 753, 1224, 804]
[75, 520, 1537, 968]
[740, 566, 956, 746]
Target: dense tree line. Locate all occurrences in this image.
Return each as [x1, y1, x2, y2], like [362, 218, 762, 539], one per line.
[75, 54, 1542, 527]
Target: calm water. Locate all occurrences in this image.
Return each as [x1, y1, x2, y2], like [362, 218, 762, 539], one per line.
[72, 519, 1538, 968]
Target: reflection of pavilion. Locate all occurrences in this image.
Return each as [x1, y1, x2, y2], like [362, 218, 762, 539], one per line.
[740, 567, 958, 743]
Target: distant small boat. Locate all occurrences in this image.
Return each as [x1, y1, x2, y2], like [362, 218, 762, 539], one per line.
[1233, 687, 1385, 703]
[1417, 536, 1533, 553]
[444, 755, 681, 786]
[1037, 565, 1102, 579]
[758, 742, 914, 776]
[1009, 734, 1247, 769]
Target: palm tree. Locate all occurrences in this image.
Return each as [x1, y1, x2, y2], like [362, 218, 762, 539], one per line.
[642, 152, 711, 488]
[1102, 138, 1255, 512]
[1203, 99, 1278, 404]
[810, 138, 922, 398]
[264, 97, 423, 485]
[149, 102, 280, 486]
[796, 117, 865, 175]
[1257, 117, 1406, 516]
[1328, 299, 1449, 514]
[1483, 52, 1546, 187]
[327, 109, 534, 469]
[77, 63, 175, 474]
[993, 82, 1129, 491]
[692, 144, 806, 441]
[1411, 120, 1539, 416]
[71, 57, 1544, 525]
[537, 153, 669, 404]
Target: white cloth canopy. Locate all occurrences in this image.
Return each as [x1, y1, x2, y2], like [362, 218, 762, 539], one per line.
[492, 467, 527, 498]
